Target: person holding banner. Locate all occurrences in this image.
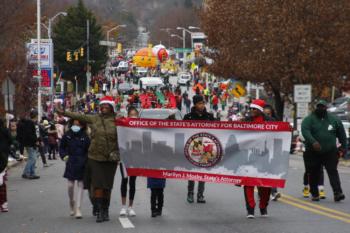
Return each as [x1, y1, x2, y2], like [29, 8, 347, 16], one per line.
[243, 99, 272, 218]
[119, 106, 139, 217]
[301, 100, 346, 202]
[56, 96, 120, 223]
[183, 95, 215, 204]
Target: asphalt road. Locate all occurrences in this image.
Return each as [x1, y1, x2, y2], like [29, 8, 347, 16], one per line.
[1, 154, 350, 233]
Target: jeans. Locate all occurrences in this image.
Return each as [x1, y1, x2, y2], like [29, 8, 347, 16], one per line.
[22, 147, 38, 176]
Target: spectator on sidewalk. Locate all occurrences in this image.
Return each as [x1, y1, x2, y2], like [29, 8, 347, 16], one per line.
[0, 118, 12, 212]
[17, 110, 40, 179]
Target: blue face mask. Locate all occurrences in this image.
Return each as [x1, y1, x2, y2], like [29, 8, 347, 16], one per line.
[71, 125, 81, 133]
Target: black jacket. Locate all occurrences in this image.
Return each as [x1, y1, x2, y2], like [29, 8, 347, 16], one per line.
[0, 126, 12, 173]
[17, 119, 38, 147]
[183, 107, 215, 121]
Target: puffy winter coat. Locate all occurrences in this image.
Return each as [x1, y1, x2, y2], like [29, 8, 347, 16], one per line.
[16, 119, 37, 147]
[147, 177, 166, 189]
[183, 107, 215, 121]
[59, 130, 90, 180]
[63, 112, 119, 162]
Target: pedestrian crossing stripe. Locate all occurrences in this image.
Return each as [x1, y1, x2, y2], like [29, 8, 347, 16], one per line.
[119, 217, 135, 228]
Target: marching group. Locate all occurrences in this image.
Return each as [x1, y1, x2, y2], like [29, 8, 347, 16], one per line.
[0, 76, 348, 221]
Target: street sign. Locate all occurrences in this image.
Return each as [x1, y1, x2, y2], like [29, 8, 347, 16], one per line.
[32, 69, 52, 95]
[27, 41, 53, 68]
[1, 78, 15, 95]
[231, 82, 246, 98]
[297, 102, 309, 118]
[294, 84, 312, 103]
[99, 40, 117, 47]
[31, 39, 53, 44]
[174, 48, 193, 53]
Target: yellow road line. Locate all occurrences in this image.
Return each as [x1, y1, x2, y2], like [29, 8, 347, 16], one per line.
[279, 198, 350, 224]
[281, 194, 350, 219]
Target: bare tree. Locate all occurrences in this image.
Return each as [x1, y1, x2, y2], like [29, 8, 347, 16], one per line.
[201, 0, 350, 118]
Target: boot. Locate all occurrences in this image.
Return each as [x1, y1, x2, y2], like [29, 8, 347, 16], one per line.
[156, 207, 162, 216]
[102, 199, 110, 222]
[95, 198, 103, 223]
[197, 194, 206, 203]
[187, 192, 194, 203]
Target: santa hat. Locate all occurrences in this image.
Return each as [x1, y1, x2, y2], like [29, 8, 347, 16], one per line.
[250, 99, 265, 112]
[99, 96, 115, 111]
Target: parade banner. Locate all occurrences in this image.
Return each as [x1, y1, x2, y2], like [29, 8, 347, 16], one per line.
[116, 119, 292, 188]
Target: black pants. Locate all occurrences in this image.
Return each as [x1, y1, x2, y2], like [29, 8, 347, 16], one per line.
[151, 188, 164, 211]
[120, 163, 136, 200]
[188, 181, 205, 196]
[304, 150, 342, 197]
[303, 152, 324, 186]
[48, 144, 57, 159]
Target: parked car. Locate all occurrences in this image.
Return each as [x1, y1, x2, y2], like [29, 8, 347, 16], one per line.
[139, 108, 183, 120]
[136, 67, 148, 77]
[328, 97, 350, 121]
[177, 72, 192, 85]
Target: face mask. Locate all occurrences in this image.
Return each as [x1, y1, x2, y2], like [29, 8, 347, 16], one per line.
[315, 108, 327, 118]
[71, 125, 81, 133]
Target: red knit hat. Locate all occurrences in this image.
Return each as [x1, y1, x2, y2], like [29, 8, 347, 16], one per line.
[250, 99, 265, 112]
[99, 96, 115, 111]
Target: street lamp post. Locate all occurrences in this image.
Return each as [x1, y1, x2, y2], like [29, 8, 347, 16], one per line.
[106, 24, 127, 57]
[37, 0, 42, 122]
[177, 27, 197, 71]
[171, 34, 184, 69]
[48, 12, 67, 39]
[160, 28, 172, 48]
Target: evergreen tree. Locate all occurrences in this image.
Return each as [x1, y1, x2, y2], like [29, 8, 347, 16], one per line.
[53, 0, 107, 89]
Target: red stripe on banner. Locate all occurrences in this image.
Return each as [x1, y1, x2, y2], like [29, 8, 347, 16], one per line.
[126, 168, 286, 188]
[116, 118, 292, 132]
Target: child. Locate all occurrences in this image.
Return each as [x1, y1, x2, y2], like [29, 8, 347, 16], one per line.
[59, 119, 90, 219]
[120, 106, 139, 217]
[147, 177, 166, 217]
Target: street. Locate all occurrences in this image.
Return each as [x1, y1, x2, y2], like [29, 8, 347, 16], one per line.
[1, 155, 350, 233]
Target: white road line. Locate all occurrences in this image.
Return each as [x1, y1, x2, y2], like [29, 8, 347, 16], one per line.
[119, 217, 135, 229]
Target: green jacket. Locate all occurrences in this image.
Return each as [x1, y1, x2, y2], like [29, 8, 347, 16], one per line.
[301, 112, 347, 154]
[64, 111, 119, 162]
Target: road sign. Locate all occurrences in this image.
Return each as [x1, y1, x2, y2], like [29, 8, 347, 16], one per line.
[99, 40, 117, 47]
[27, 41, 53, 68]
[174, 48, 193, 53]
[231, 82, 246, 98]
[294, 85, 312, 103]
[297, 102, 309, 118]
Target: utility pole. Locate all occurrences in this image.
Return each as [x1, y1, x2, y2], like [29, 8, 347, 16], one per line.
[37, 0, 42, 122]
[86, 19, 90, 93]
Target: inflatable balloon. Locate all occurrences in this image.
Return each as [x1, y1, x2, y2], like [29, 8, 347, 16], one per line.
[157, 48, 169, 62]
[133, 48, 157, 68]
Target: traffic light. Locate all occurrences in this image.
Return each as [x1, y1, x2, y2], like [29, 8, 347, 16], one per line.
[80, 47, 84, 57]
[74, 51, 79, 61]
[66, 51, 72, 62]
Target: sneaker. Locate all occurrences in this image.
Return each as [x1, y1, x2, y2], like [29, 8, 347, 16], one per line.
[151, 211, 157, 218]
[70, 201, 75, 216]
[246, 208, 255, 219]
[187, 192, 194, 203]
[43, 164, 50, 168]
[1, 202, 8, 212]
[28, 175, 40, 179]
[334, 193, 345, 202]
[22, 174, 30, 179]
[303, 187, 310, 198]
[197, 195, 206, 204]
[311, 196, 320, 202]
[75, 207, 82, 219]
[128, 207, 136, 217]
[120, 207, 127, 217]
[260, 208, 268, 217]
[271, 192, 281, 201]
[319, 189, 326, 199]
